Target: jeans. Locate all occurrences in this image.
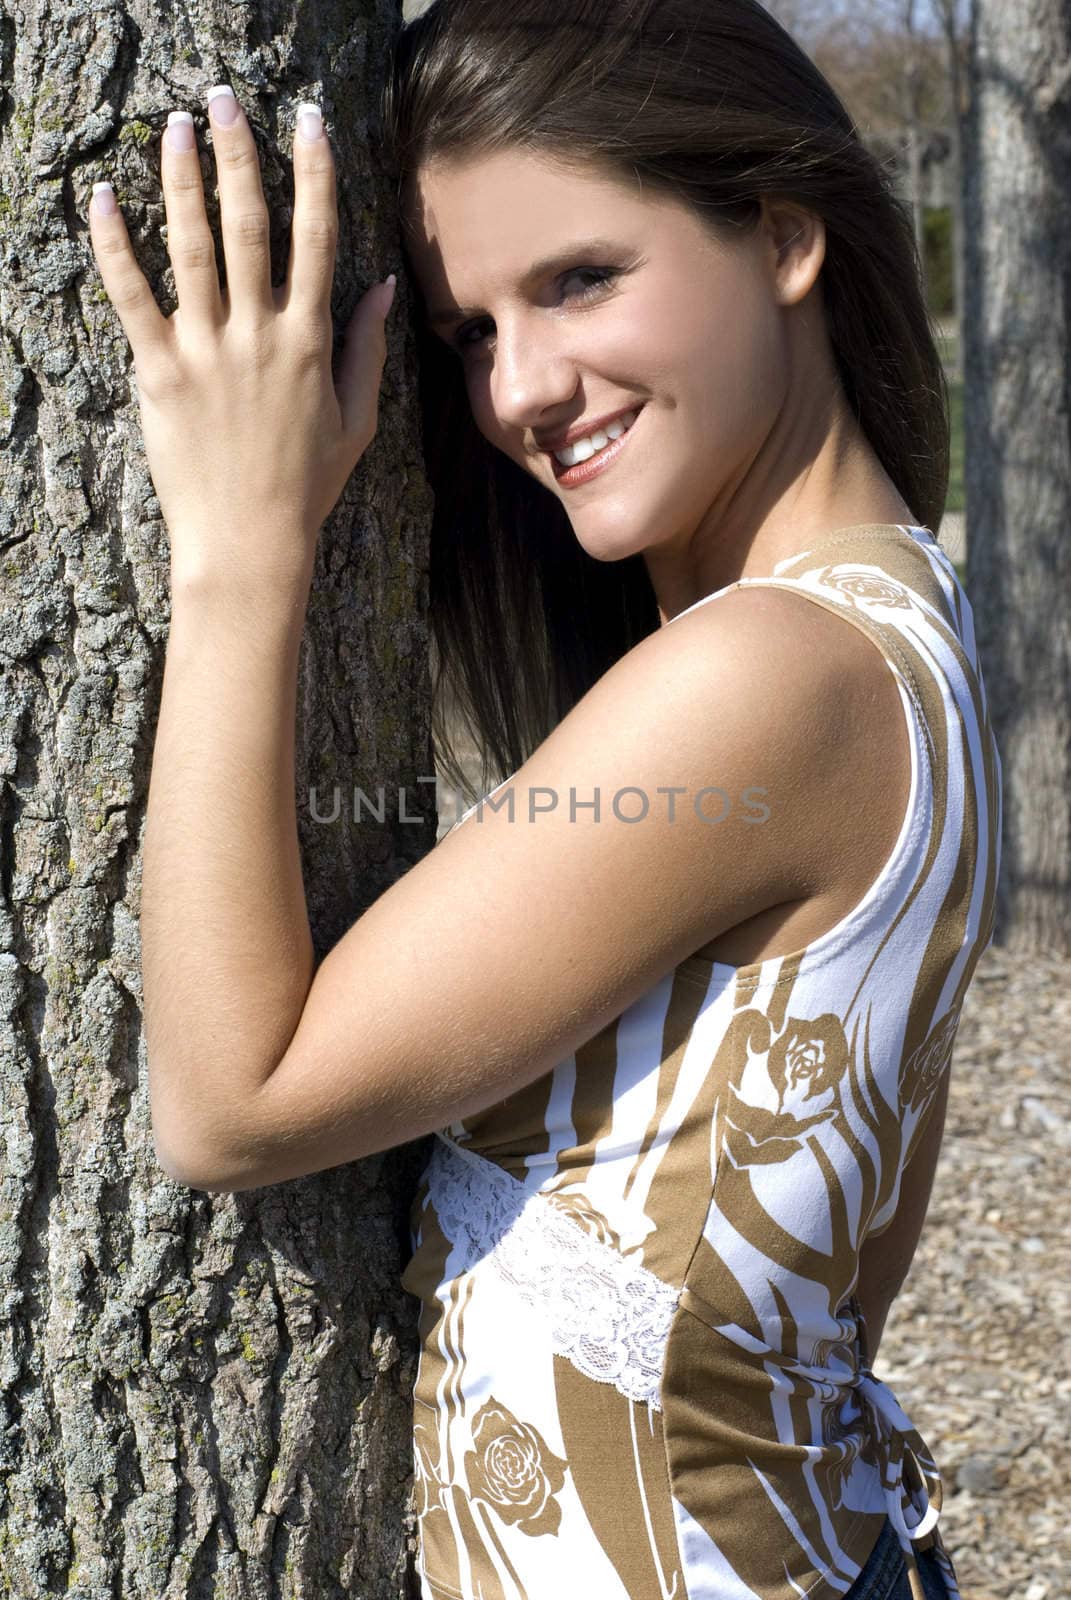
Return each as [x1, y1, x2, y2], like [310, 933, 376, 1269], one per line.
[843, 1516, 955, 1600]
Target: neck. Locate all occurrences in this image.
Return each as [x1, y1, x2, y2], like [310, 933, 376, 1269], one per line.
[646, 374, 917, 625]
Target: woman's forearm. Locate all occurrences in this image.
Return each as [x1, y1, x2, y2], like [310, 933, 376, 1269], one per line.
[141, 577, 315, 1180]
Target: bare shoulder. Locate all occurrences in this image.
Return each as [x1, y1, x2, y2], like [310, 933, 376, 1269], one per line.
[443, 577, 899, 932]
[637, 578, 905, 781]
[685, 580, 913, 905]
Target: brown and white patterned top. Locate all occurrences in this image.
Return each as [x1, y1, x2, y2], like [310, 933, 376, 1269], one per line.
[401, 524, 1002, 1600]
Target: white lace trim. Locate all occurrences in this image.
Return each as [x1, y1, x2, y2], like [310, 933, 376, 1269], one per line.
[426, 1134, 680, 1410]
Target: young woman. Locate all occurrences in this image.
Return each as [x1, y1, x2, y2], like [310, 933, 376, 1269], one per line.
[87, 1, 1001, 1597]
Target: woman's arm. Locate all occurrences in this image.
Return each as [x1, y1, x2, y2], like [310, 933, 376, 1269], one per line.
[142, 582, 315, 1176]
[83, 87, 393, 1177]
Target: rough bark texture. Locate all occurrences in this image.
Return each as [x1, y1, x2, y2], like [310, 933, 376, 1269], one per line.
[938, 0, 966, 382]
[0, 1, 436, 1593]
[964, 0, 1071, 955]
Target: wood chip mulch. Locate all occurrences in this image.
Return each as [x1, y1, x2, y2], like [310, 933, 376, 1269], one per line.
[876, 943, 1070, 1600]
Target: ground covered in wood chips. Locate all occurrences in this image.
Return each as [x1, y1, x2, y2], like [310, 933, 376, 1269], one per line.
[877, 944, 1070, 1600]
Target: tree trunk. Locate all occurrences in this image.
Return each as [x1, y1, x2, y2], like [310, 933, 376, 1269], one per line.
[940, 0, 967, 382]
[0, 2, 436, 1592]
[964, 0, 1071, 953]
[903, 1, 926, 265]
[947, 104, 966, 383]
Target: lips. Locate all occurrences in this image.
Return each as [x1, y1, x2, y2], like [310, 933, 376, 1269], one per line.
[549, 404, 644, 487]
[537, 403, 645, 457]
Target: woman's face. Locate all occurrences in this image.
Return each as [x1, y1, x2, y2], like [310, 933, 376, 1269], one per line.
[404, 147, 828, 569]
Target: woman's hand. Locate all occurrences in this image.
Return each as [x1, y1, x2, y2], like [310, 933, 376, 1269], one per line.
[88, 88, 395, 602]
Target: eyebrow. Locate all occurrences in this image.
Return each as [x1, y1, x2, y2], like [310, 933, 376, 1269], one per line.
[426, 237, 627, 327]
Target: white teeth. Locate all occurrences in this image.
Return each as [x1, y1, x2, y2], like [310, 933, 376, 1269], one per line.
[554, 410, 637, 467]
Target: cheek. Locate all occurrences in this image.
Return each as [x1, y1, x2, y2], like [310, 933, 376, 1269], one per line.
[461, 371, 501, 446]
[685, 300, 789, 440]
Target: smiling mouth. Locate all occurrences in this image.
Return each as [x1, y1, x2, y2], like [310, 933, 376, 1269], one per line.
[549, 405, 645, 487]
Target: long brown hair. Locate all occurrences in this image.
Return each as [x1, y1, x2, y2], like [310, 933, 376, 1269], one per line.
[379, 0, 950, 801]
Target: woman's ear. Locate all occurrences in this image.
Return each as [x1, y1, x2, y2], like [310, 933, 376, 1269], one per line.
[764, 200, 826, 307]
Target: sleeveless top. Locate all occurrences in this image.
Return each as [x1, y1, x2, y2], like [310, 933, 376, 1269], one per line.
[400, 524, 1003, 1600]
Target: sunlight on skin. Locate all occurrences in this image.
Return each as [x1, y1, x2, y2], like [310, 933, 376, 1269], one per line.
[402, 148, 917, 623]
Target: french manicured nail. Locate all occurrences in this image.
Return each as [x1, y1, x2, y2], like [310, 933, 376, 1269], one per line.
[297, 102, 323, 143]
[166, 111, 195, 153]
[207, 85, 239, 125]
[92, 181, 117, 216]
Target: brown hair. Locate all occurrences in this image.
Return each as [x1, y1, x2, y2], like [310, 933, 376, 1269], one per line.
[379, 0, 950, 801]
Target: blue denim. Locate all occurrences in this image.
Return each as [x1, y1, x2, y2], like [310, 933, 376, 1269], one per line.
[843, 1516, 954, 1600]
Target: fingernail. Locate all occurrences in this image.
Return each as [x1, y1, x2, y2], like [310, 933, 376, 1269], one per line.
[207, 85, 238, 125]
[92, 181, 117, 217]
[296, 102, 323, 143]
[166, 111, 195, 152]
[382, 273, 397, 315]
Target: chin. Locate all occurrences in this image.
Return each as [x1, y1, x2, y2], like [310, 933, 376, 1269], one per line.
[570, 528, 650, 565]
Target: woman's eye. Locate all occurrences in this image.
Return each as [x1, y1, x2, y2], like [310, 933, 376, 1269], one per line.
[453, 267, 618, 352]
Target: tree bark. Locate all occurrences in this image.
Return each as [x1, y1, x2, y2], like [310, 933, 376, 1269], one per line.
[904, 1, 928, 264]
[936, 0, 967, 380]
[964, 0, 1071, 953]
[0, 2, 435, 1592]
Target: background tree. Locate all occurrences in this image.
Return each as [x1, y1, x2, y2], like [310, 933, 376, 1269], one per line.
[0, 2, 434, 1593]
[932, 0, 969, 378]
[766, 0, 966, 359]
[964, 0, 1071, 955]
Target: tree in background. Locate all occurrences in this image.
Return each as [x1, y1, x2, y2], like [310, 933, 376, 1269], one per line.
[766, 0, 968, 367]
[0, 3, 433, 1592]
[964, 0, 1071, 955]
[931, 0, 969, 376]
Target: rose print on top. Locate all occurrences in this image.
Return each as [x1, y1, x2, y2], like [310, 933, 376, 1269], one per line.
[771, 1015, 849, 1109]
[720, 1010, 850, 1168]
[825, 569, 914, 609]
[712, 1002, 915, 1275]
[464, 1397, 568, 1536]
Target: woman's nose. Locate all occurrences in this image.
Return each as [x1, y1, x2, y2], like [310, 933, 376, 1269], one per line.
[489, 318, 579, 430]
